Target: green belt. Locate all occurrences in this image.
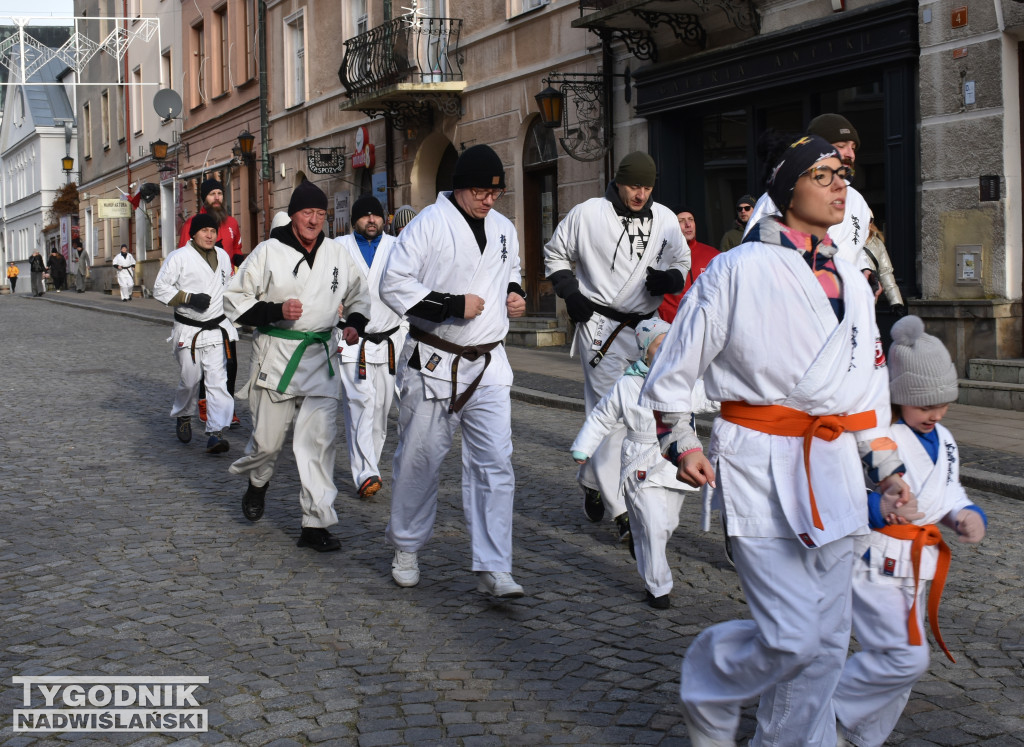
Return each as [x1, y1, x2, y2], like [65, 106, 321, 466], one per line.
[257, 326, 334, 393]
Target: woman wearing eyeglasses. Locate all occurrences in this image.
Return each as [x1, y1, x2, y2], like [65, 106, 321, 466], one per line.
[639, 134, 911, 747]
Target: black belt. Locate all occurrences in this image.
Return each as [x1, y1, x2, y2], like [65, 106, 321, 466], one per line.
[357, 325, 401, 379]
[174, 311, 231, 363]
[587, 303, 654, 368]
[409, 325, 501, 414]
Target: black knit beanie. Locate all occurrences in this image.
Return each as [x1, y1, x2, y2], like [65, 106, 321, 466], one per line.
[288, 180, 328, 216]
[767, 135, 839, 214]
[351, 195, 384, 222]
[189, 213, 219, 237]
[452, 145, 505, 190]
[200, 178, 223, 202]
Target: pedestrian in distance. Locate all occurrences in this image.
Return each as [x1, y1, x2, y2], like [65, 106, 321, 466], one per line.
[29, 251, 46, 296]
[390, 204, 417, 236]
[379, 144, 528, 599]
[718, 194, 755, 252]
[833, 314, 986, 747]
[72, 239, 90, 293]
[224, 180, 370, 553]
[47, 249, 67, 292]
[639, 134, 912, 746]
[571, 318, 718, 610]
[6, 261, 18, 294]
[544, 150, 690, 542]
[113, 244, 136, 301]
[153, 213, 236, 454]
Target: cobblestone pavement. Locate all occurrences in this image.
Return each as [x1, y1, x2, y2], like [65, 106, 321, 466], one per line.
[1, 296, 1023, 746]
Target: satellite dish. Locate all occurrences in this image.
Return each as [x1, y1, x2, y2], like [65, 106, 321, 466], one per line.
[153, 89, 182, 121]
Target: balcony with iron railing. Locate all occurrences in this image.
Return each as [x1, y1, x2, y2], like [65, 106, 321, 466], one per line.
[338, 16, 466, 127]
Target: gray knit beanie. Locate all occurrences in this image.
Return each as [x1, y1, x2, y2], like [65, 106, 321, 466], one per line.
[888, 315, 958, 406]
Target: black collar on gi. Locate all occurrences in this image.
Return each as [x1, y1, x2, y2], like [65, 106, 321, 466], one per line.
[272, 223, 325, 275]
[605, 181, 654, 220]
[446, 192, 487, 253]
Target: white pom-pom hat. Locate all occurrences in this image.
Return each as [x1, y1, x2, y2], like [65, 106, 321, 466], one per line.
[887, 315, 958, 406]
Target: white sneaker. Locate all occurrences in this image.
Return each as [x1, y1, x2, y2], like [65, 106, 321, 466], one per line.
[476, 571, 524, 598]
[391, 550, 419, 587]
[682, 707, 736, 747]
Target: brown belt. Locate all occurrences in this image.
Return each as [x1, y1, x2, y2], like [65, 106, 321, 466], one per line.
[409, 325, 501, 414]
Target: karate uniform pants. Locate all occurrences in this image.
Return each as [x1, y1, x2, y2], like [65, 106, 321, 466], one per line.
[118, 272, 133, 299]
[681, 534, 855, 746]
[338, 359, 396, 489]
[833, 563, 931, 747]
[229, 387, 339, 529]
[170, 344, 232, 433]
[575, 322, 631, 519]
[624, 481, 687, 597]
[386, 375, 515, 572]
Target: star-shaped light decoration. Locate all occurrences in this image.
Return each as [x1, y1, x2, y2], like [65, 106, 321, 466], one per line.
[400, 3, 427, 31]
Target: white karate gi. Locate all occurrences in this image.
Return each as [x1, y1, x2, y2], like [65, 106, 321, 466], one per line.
[153, 241, 239, 434]
[224, 234, 370, 529]
[573, 371, 717, 597]
[834, 422, 974, 747]
[113, 251, 136, 300]
[333, 232, 407, 491]
[638, 231, 893, 745]
[545, 196, 690, 520]
[744, 187, 872, 270]
[379, 191, 520, 572]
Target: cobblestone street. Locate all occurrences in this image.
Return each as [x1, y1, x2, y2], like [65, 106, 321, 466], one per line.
[2, 296, 1023, 746]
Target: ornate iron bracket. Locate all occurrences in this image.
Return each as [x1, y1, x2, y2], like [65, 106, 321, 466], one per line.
[299, 146, 347, 175]
[633, 10, 706, 49]
[542, 72, 607, 162]
[590, 27, 657, 62]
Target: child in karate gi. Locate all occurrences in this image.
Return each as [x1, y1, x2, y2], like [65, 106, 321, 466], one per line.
[833, 315, 987, 747]
[571, 319, 718, 609]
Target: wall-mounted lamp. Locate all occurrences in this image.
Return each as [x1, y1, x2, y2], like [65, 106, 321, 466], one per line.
[534, 68, 631, 162]
[237, 129, 256, 165]
[61, 154, 75, 181]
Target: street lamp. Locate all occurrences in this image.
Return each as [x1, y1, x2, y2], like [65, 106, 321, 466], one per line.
[150, 139, 169, 161]
[237, 130, 256, 164]
[61, 154, 74, 182]
[534, 84, 563, 129]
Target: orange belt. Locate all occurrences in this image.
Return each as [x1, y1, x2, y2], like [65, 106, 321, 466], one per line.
[876, 523, 954, 662]
[720, 401, 876, 530]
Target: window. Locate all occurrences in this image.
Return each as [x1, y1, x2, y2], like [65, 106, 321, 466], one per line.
[284, 11, 306, 108]
[354, 0, 367, 34]
[131, 66, 143, 135]
[100, 89, 110, 148]
[191, 21, 206, 107]
[116, 87, 125, 141]
[507, 0, 548, 18]
[214, 5, 229, 94]
[161, 48, 172, 89]
[243, 0, 256, 80]
[82, 103, 92, 159]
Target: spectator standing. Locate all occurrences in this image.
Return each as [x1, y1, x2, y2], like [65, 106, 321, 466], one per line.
[179, 178, 244, 267]
[719, 195, 755, 252]
[658, 207, 720, 323]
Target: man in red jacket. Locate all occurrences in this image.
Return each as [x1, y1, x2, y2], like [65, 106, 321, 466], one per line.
[179, 178, 243, 266]
[179, 178, 244, 427]
[658, 207, 720, 323]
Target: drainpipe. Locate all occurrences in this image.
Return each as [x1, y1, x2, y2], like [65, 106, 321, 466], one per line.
[123, 0, 133, 253]
[258, 0, 271, 239]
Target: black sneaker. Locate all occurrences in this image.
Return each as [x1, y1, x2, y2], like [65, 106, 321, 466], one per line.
[645, 590, 671, 609]
[176, 416, 192, 443]
[297, 527, 340, 552]
[615, 513, 631, 543]
[205, 432, 229, 454]
[242, 480, 269, 522]
[583, 487, 604, 523]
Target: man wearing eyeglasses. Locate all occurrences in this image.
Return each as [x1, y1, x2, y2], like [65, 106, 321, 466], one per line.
[745, 114, 873, 274]
[380, 144, 528, 599]
[223, 179, 371, 553]
[719, 195, 755, 252]
[544, 151, 690, 544]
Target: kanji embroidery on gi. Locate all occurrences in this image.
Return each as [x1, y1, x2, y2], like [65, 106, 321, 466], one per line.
[331, 267, 339, 292]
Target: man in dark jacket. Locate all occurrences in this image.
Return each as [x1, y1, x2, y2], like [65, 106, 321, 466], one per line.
[48, 249, 68, 292]
[29, 252, 46, 296]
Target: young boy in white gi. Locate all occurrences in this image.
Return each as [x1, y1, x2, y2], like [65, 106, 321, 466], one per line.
[833, 315, 987, 747]
[379, 144, 527, 598]
[545, 152, 690, 541]
[334, 195, 407, 499]
[224, 181, 370, 553]
[571, 319, 717, 609]
[639, 135, 911, 746]
[153, 213, 236, 454]
[113, 244, 136, 301]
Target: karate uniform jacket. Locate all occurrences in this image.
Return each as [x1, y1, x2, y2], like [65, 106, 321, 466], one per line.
[379, 191, 521, 398]
[224, 234, 370, 399]
[856, 422, 973, 580]
[744, 187, 872, 270]
[153, 241, 239, 350]
[113, 252, 136, 276]
[545, 197, 689, 348]
[334, 233, 407, 365]
[639, 225, 892, 546]
[573, 371, 717, 498]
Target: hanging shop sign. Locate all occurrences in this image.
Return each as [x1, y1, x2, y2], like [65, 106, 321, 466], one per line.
[352, 126, 376, 169]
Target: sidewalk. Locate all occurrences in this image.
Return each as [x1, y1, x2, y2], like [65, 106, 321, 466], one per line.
[35, 290, 1024, 500]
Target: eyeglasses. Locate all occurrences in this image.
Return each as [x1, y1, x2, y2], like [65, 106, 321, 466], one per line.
[469, 188, 505, 201]
[800, 165, 852, 187]
[737, 205, 753, 212]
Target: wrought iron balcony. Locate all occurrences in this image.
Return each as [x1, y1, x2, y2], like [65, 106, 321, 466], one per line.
[338, 16, 466, 128]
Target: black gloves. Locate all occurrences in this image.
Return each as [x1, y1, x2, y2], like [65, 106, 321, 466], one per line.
[890, 303, 907, 318]
[564, 292, 594, 324]
[645, 267, 684, 296]
[186, 293, 212, 312]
